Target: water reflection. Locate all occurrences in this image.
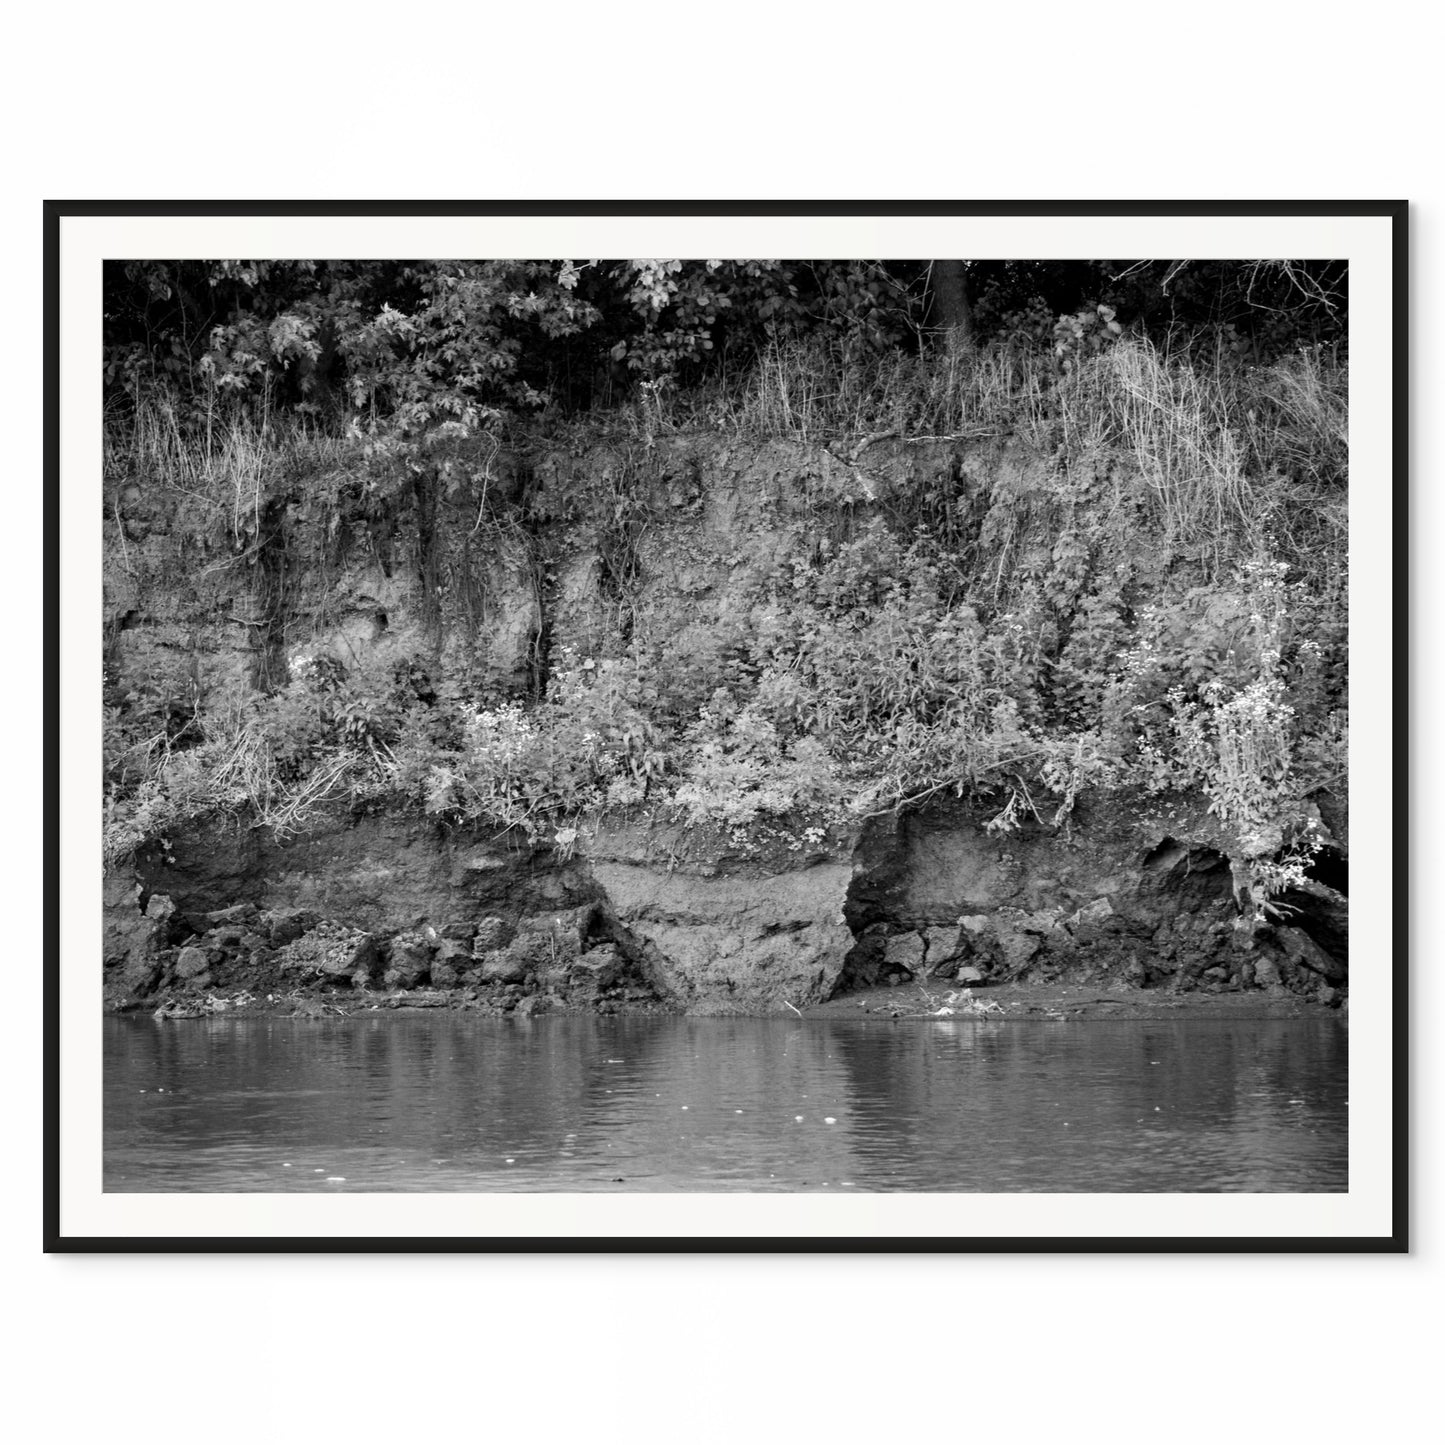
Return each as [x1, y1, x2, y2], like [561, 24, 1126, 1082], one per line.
[104, 1015, 1347, 1193]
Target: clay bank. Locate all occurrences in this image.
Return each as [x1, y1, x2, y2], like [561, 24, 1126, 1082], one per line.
[102, 425, 1349, 1022]
[104, 789, 1347, 1021]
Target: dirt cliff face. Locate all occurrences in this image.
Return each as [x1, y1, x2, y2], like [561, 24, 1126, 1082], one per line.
[838, 795, 1346, 1003]
[102, 432, 1348, 1016]
[586, 819, 858, 1013]
[103, 810, 862, 1014]
[103, 789, 1347, 1016]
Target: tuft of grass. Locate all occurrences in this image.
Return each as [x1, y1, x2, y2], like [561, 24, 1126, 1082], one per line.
[1083, 340, 1255, 560]
[103, 695, 373, 869]
[105, 383, 350, 555]
[734, 333, 1039, 441]
[705, 331, 1347, 582]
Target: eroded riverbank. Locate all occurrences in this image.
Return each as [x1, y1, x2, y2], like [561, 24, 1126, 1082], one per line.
[104, 788, 1348, 1022]
[103, 423, 1349, 1025]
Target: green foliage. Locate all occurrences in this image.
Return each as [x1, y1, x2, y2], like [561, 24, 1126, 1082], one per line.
[106, 257, 1346, 435]
[1052, 302, 1125, 372]
[420, 650, 666, 836]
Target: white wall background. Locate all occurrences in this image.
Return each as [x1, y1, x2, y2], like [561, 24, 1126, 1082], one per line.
[2, 9, 1432, 1441]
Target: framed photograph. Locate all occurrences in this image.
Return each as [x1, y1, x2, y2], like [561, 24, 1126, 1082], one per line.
[46, 202, 1405, 1250]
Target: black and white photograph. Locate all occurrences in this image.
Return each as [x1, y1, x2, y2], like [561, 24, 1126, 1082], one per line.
[49, 205, 1402, 1246]
[13, 2, 1437, 1433]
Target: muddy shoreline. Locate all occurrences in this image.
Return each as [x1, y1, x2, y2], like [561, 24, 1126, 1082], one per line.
[805, 979, 1342, 1022]
[117, 977, 1340, 1024]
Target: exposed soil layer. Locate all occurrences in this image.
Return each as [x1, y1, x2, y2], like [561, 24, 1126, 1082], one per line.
[103, 435, 1347, 1018]
[104, 790, 1347, 1020]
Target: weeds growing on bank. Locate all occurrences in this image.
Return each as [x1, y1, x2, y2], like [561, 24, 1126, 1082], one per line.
[614, 332, 1346, 570]
[103, 335, 1350, 914]
[105, 383, 353, 559]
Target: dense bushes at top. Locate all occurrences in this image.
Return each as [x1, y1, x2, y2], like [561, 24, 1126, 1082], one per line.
[104, 258, 1345, 426]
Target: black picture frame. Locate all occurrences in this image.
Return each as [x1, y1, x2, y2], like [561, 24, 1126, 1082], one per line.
[45, 200, 1408, 1252]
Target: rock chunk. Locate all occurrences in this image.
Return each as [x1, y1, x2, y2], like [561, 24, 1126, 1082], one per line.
[1066, 898, 1114, 935]
[883, 932, 926, 975]
[472, 916, 510, 953]
[479, 946, 533, 985]
[1275, 925, 1347, 985]
[923, 925, 965, 976]
[383, 931, 433, 990]
[262, 909, 316, 947]
[146, 893, 178, 926]
[569, 943, 628, 990]
[429, 938, 474, 988]
[175, 946, 211, 981]
[121, 952, 163, 997]
[517, 905, 595, 959]
[115, 892, 177, 996]
[1251, 950, 1284, 989]
[278, 923, 380, 986]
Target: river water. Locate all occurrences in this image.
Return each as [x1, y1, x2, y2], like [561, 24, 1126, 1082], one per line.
[103, 1014, 1347, 1192]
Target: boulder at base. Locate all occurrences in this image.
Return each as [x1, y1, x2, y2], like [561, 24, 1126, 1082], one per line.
[383, 932, 434, 990]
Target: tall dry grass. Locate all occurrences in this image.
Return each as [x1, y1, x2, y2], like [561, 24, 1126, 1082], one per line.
[103, 698, 370, 867]
[105, 384, 350, 552]
[720, 331, 1347, 575]
[1085, 342, 1255, 555]
[733, 333, 1046, 441]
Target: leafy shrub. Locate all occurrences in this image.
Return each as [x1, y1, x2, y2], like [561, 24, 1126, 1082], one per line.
[670, 703, 845, 834]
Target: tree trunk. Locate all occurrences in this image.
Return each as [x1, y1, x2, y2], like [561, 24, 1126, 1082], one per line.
[931, 260, 975, 354]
